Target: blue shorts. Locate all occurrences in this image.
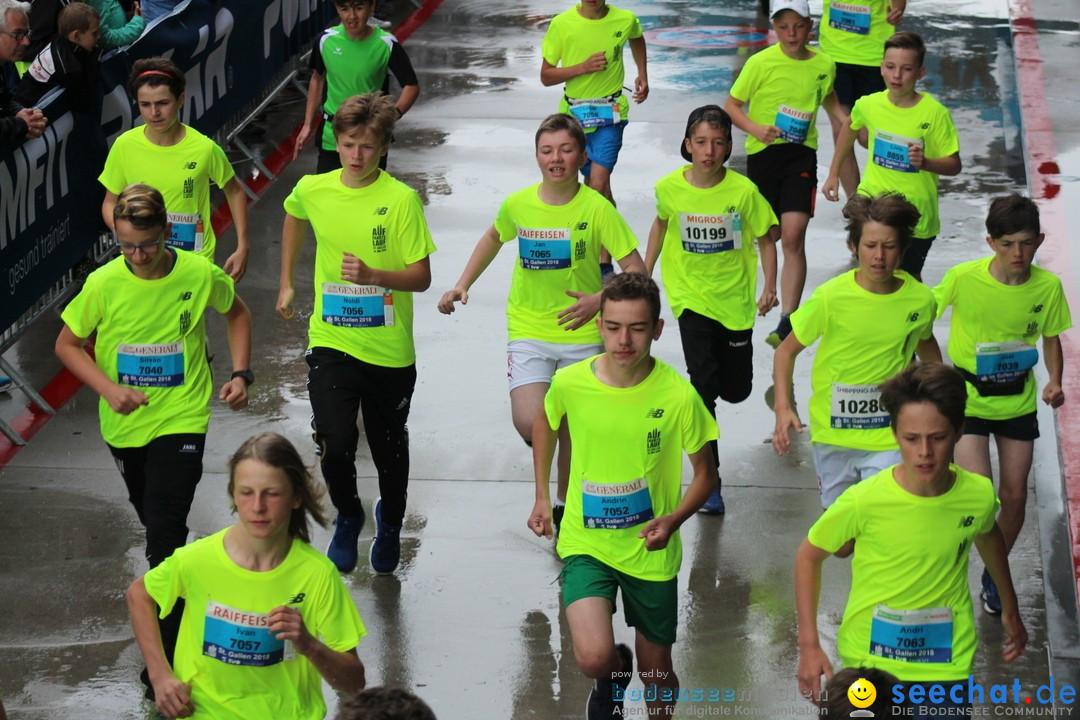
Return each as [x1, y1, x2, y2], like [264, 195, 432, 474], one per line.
[582, 121, 627, 177]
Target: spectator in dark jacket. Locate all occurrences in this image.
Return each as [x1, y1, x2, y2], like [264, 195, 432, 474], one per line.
[17, 2, 100, 114]
[0, 0, 46, 144]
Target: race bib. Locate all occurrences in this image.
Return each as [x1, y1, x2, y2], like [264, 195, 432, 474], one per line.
[829, 1, 871, 34]
[117, 342, 184, 388]
[518, 228, 571, 270]
[870, 605, 953, 664]
[830, 383, 889, 429]
[321, 283, 395, 328]
[568, 97, 621, 129]
[872, 131, 923, 173]
[775, 104, 812, 144]
[582, 477, 654, 529]
[202, 601, 294, 667]
[678, 213, 742, 254]
[166, 212, 204, 253]
[974, 341, 1038, 384]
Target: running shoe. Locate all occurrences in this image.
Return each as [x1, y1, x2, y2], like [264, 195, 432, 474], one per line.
[552, 503, 565, 536]
[326, 510, 365, 573]
[586, 643, 634, 720]
[369, 497, 402, 575]
[600, 262, 615, 284]
[698, 484, 725, 515]
[0, 376, 12, 393]
[980, 567, 1002, 615]
[765, 314, 792, 349]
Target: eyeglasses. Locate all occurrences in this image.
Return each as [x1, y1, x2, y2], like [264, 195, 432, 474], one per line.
[0, 30, 31, 41]
[119, 239, 163, 256]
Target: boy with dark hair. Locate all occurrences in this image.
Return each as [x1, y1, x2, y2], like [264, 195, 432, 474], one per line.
[336, 687, 437, 720]
[820, 667, 906, 716]
[439, 113, 643, 532]
[933, 193, 1071, 615]
[294, 0, 419, 172]
[16, 2, 100, 114]
[278, 92, 436, 577]
[646, 104, 778, 514]
[796, 363, 1027, 715]
[823, 31, 961, 280]
[528, 272, 718, 720]
[725, 0, 845, 349]
[773, 193, 940, 509]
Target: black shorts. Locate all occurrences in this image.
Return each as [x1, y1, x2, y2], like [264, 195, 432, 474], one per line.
[834, 62, 886, 109]
[900, 235, 936, 278]
[963, 412, 1040, 441]
[746, 143, 817, 217]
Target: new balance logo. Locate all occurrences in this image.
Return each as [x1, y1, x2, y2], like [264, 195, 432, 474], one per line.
[907, 312, 920, 322]
[1030, 304, 1043, 313]
[645, 408, 664, 418]
[920, 123, 930, 129]
[184, 161, 197, 169]
[957, 515, 974, 528]
[647, 428, 661, 454]
[575, 222, 589, 230]
[288, 593, 306, 604]
[373, 207, 389, 216]
[178, 291, 192, 301]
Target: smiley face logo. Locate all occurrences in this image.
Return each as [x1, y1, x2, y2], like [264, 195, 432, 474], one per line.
[847, 677, 877, 709]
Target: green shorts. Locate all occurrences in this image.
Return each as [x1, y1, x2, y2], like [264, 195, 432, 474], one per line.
[561, 554, 678, 646]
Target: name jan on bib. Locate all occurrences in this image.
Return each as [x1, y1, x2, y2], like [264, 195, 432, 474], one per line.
[829, 1, 871, 34]
[830, 383, 889, 429]
[974, 341, 1038, 383]
[518, 228, 571, 270]
[678, 213, 742, 254]
[322, 283, 395, 327]
[166, 212, 205, 253]
[775, 105, 812, 144]
[872, 131, 923, 173]
[117, 342, 185, 387]
[582, 477, 654, 529]
[202, 601, 294, 667]
[870, 605, 953, 664]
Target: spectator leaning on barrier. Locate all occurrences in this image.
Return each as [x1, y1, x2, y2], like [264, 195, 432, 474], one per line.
[86, 0, 144, 50]
[19, 0, 74, 75]
[16, 2, 101, 115]
[0, 0, 46, 143]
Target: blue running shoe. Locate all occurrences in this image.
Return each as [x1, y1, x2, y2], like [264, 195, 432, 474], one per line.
[698, 484, 726, 515]
[980, 567, 1001, 615]
[326, 510, 364, 573]
[0, 376, 12, 393]
[765, 314, 793, 349]
[369, 497, 402, 575]
[586, 643, 634, 720]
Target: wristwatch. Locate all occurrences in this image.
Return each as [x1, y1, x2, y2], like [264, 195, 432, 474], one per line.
[231, 369, 255, 387]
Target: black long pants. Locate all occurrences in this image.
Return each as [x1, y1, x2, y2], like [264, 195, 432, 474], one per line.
[306, 347, 416, 526]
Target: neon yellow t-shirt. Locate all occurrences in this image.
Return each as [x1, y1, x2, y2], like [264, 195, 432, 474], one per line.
[654, 166, 777, 330]
[850, 91, 960, 239]
[495, 183, 638, 344]
[934, 257, 1072, 420]
[60, 251, 235, 448]
[541, 4, 643, 132]
[144, 528, 367, 720]
[283, 169, 436, 368]
[99, 125, 235, 261]
[808, 465, 998, 682]
[791, 270, 935, 450]
[728, 43, 836, 154]
[546, 357, 718, 581]
[820, 0, 895, 67]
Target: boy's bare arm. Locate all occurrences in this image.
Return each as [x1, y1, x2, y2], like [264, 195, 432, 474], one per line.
[541, 55, 606, 86]
[629, 36, 649, 103]
[1042, 333, 1065, 407]
[795, 539, 834, 700]
[974, 525, 1028, 661]
[723, 95, 779, 146]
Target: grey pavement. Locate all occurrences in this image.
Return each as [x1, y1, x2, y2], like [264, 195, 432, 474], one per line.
[1, 0, 1078, 717]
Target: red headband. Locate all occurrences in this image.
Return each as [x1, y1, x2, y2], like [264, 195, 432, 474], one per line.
[138, 70, 174, 79]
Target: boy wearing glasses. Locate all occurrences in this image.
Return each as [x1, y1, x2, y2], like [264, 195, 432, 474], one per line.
[55, 183, 252, 685]
[0, 0, 47, 144]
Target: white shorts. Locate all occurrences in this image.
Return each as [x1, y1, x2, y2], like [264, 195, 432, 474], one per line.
[811, 443, 901, 508]
[507, 339, 601, 390]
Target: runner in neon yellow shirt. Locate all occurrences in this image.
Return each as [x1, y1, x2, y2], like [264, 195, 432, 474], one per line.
[127, 433, 366, 720]
[528, 273, 718, 720]
[541, 0, 648, 277]
[645, 105, 778, 514]
[772, 193, 940, 509]
[99, 57, 251, 281]
[933, 194, 1071, 616]
[439, 113, 643, 533]
[278, 93, 436, 577]
[823, 32, 961, 280]
[795, 363, 1026, 707]
[724, 0, 845, 349]
[56, 183, 252, 696]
